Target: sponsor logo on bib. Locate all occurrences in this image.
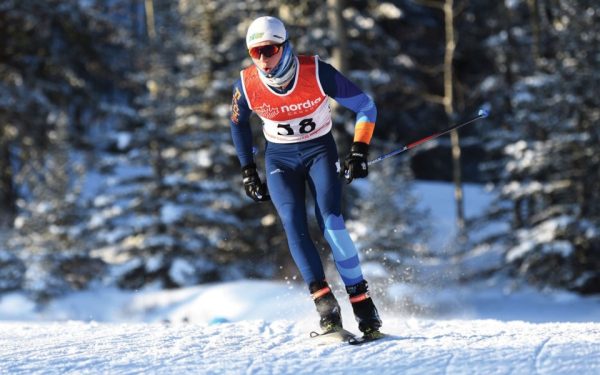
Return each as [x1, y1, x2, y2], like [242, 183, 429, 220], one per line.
[254, 103, 280, 118]
[280, 97, 322, 114]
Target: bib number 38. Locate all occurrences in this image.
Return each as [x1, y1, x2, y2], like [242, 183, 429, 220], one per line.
[277, 118, 316, 136]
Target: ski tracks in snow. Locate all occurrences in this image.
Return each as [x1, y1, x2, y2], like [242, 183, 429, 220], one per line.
[1, 319, 600, 374]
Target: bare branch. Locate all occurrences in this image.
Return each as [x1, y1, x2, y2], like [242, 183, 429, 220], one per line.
[421, 92, 446, 105]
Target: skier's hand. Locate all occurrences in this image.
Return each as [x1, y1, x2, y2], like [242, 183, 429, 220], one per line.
[343, 142, 369, 184]
[242, 163, 271, 202]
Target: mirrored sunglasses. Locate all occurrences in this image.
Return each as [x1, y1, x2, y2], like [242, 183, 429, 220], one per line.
[249, 43, 283, 59]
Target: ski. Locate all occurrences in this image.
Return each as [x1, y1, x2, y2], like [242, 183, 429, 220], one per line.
[310, 329, 386, 346]
[310, 328, 357, 345]
[347, 331, 387, 346]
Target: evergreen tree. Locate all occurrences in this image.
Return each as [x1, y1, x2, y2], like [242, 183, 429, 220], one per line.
[0, 0, 139, 300]
[346, 158, 430, 289]
[471, 0, 600, 293]
[7, 0, 597, 301]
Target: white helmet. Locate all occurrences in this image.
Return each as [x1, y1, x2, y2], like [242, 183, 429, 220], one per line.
[246, 16, 287, 49]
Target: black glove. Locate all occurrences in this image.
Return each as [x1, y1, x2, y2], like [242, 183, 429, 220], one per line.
[343, 142, 369, 184]
[242, 163, 270, 202]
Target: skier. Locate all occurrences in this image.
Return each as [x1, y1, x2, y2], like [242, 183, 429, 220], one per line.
[229, 16, 382, 340]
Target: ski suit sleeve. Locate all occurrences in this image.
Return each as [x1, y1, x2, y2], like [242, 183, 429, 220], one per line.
[229, 79, 255, 168]
[317, 59, 377, 144]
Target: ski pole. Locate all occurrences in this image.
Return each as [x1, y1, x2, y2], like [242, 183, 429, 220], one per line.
[368, 108, 489, 166]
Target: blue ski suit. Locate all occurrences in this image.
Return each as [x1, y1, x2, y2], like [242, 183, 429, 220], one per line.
[229, 55, 377, 287]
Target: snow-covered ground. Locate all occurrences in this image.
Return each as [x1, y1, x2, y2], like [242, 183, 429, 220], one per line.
[2, 318, 600, 374]
[1, 280, 600, 374]
[2, 182, 600, 374]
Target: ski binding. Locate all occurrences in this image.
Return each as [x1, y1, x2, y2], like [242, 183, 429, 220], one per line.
[310, 329, 386, 346]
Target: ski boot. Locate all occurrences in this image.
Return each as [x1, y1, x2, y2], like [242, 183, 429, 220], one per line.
[346, 280, 384, 340]
[310, 280, 343, 333]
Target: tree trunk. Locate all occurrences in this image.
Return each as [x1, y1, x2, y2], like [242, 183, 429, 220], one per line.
[144, 0, 156, 40]
[326, 0, 352, 156]
[415, 0, 464, 239]
[0, 132, 16, 227]
[327, 0, 349, 121]
[327, 0, 348, 74]
[527, 0, 541, 63]
[442, 0, 465, 237]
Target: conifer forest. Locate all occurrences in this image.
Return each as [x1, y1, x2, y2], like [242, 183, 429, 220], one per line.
[0, 0, 598, 302]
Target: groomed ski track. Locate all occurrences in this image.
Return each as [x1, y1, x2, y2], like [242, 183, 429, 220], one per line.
[1, 318, 600, 374]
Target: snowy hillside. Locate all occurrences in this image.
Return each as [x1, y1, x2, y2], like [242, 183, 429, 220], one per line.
[2, 280, 600, 374]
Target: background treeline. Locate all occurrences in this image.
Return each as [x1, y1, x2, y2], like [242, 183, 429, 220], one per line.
[0, 0, 598, 302]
